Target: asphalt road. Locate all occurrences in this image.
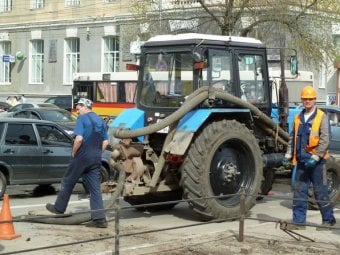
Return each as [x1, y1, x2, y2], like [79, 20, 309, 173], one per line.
[1, 180, 340, 255]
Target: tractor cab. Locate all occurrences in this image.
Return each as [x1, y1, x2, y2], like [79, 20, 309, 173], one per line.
[133, 34, 271, 123]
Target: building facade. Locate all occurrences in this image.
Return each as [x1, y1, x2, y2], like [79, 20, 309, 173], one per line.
[0, 0, 136, 101]
[0, 0, 338, 104]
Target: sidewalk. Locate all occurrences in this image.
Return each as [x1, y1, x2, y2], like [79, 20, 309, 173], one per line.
[1, 183, 340, 255]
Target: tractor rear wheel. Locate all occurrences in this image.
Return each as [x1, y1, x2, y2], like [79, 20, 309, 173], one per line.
[180, 119, 263, 221]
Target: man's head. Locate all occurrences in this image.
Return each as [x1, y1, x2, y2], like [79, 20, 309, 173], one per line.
[301, 86, 316, 112]
[75, 98, 93, 115]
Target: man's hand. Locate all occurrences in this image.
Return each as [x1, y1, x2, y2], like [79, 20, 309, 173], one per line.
[72, 135, 83, 158]
[240, 84, 246, 93]
[304, 155, 319, 170]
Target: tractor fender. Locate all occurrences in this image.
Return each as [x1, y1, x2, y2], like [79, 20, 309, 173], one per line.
[109, 108, 145, 142]
[165, 108, 252, 155]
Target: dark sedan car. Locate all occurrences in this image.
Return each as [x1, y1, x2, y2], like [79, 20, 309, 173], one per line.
[11, 107, 77, 136]
[0, 102, 11, 112]
[0, 103, 59, 118]
[7, 102, 59, 112]
[44, 95, 72, 111]
[0, 118, 112, 197]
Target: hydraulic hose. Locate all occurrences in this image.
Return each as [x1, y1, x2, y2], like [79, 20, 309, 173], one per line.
[114, 87, 289, 144]
[213, 90, 289, 144]
[114, 87, 209, 138]
[22, 87, 288, 225]
[17, 163, 126, 225]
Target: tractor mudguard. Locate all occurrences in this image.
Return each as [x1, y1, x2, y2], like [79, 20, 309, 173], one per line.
[165, 108, 252, 155]
[164, 109, 211, 155]
[109, 108, 145, 141]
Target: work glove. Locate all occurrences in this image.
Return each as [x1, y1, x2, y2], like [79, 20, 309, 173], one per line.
[282, 153, 292, 166]
[304, 155, 319, 170]
[282, 157, 290, 166]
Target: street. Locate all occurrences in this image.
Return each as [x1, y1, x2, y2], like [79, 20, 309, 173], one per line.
[1, 180, 340, 255]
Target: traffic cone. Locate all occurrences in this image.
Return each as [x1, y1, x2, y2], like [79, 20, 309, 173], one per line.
[0, 194, 21, 240]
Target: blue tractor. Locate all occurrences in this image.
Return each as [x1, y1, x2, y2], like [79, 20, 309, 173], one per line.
[108, 33, 338, 220]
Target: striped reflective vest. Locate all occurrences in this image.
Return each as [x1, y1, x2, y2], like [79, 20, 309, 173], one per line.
[292, 109, 329, 164]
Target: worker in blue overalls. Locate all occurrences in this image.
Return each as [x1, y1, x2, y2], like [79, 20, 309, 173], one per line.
[283, 86, 336, 230]
[46, 98, 109, 228]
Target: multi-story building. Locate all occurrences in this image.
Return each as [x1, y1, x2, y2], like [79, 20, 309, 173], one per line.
[0, 0, 137, 102]
[0, 0, 338, 104]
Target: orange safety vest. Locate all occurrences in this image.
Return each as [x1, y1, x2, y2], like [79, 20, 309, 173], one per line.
[292, 108, 329, 164]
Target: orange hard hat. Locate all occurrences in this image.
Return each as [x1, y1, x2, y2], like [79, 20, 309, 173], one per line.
[301, 86, 316, 99]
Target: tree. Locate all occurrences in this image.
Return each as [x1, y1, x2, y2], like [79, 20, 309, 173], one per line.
[130, 0, 340, 66]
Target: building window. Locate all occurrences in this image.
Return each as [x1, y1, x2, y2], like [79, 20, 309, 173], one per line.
[64, 38, 79, 84]
[65, 0, 80, 6]
[30, 40, 44, 84]
[31, 0, 44, 9]
[0, 0, 12, 12]
[0, 41, 11, 84]
[103, 36, 119, 72]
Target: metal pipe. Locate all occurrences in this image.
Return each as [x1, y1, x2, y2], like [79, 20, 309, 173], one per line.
[263, 153, 286, 168]
[114, 196, 120, 255]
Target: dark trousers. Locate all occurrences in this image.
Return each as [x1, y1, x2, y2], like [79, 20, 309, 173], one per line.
[54, 156, 105, 220]
[293, 161, 335, 224]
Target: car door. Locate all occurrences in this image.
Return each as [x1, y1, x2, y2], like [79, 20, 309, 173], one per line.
[0, 123, 42, 183]
[36, 124, 73, 180]
[325, 109, 340, 153]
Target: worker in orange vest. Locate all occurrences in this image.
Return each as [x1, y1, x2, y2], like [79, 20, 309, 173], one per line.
[283, 86, 336, 230]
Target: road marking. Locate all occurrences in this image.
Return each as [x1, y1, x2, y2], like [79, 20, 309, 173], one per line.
[10, 200, 88, 210]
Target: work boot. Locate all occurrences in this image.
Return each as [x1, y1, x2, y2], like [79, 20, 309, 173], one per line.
[316, 219, 336, 231]
[46, 203, 63, 214]
[85, 219, 108, 228]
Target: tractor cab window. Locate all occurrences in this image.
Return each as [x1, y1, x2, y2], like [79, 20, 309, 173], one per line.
[204, 49, 234, 95]
[238, 54, 267, 104]
[140, 52, 194, 108]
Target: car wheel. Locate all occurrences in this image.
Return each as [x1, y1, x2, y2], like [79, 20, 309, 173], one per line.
[0, 171, 7, 198]
[81, 166, 110, 193]
[100, 165, 109, 183]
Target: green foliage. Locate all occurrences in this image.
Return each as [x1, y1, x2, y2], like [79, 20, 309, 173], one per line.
[130, 0, 340, 66]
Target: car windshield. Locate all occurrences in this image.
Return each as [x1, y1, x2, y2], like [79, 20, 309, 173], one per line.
[40, 110, 77, 122]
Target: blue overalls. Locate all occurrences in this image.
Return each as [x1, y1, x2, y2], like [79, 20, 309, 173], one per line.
[292, 110, 335, 224]
[54, 113, 106, 220]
